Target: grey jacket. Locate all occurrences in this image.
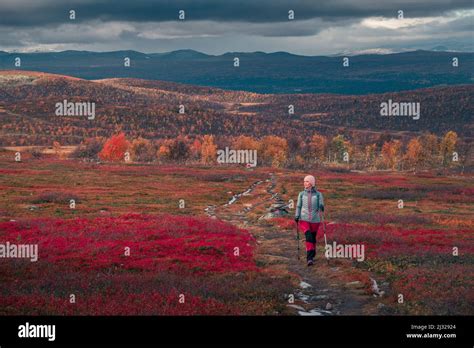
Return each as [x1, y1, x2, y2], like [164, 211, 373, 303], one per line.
[295, 187, 324, 223]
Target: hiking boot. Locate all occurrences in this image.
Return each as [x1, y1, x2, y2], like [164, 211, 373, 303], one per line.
[307, 260, 314, 267]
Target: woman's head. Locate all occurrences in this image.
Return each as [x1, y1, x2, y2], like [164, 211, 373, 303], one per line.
[304, 175, 315, 189]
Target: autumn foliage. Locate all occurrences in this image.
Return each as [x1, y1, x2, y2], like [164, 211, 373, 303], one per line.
[200, 135, 217, 164]
[86, 129, 462, 170]
[99, 133, 130, 162]
[130, 137, 155, 162]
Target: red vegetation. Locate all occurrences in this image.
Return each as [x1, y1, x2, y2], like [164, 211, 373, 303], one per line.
[0, 214, 270, 315]
[324, 223, 473, 258]
[0, 290, 238, 315]
[0, 214, 256, 274]
[272, 212, 473, 314]
[99, 133, 130, 162]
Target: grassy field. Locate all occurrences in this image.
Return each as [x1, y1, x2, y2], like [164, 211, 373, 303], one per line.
[0, 149, 472, 315]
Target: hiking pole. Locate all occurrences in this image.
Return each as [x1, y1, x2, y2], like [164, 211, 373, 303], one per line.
[296, 220, 300, 260]
[320, 212, 329, 265]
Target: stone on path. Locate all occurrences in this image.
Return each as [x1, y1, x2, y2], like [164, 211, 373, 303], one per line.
[299, 281, 312, 289]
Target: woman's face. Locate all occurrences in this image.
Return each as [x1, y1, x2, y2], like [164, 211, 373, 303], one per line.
[304, 179, 312, 189]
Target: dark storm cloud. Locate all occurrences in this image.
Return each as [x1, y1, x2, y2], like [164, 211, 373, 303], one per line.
[0, 0, 472, 54]
[0, 0, 472, 27]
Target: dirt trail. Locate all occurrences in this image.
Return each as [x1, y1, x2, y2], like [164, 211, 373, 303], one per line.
[208, 172, 382, 315]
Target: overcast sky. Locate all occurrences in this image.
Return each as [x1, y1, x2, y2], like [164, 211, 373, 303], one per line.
[0, 0, 473, 55]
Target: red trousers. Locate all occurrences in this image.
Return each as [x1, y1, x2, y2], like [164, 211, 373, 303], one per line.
[298, 220, 320, 260]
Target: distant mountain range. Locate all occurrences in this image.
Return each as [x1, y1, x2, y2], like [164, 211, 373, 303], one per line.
[0, 50, 472, 94]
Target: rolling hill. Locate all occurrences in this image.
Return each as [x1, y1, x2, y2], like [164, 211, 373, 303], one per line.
[0, 70, 472, 147]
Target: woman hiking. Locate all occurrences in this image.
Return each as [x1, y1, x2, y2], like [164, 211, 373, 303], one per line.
[294, 175, 324, 266]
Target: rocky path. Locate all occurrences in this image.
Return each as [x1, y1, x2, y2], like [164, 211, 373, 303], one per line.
[207, 172, 382, 315]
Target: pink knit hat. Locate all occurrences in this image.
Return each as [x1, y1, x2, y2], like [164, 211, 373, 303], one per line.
[304, 175, 315, 187]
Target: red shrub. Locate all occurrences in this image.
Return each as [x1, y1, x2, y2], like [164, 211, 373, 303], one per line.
[99, 133, 130, 162]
